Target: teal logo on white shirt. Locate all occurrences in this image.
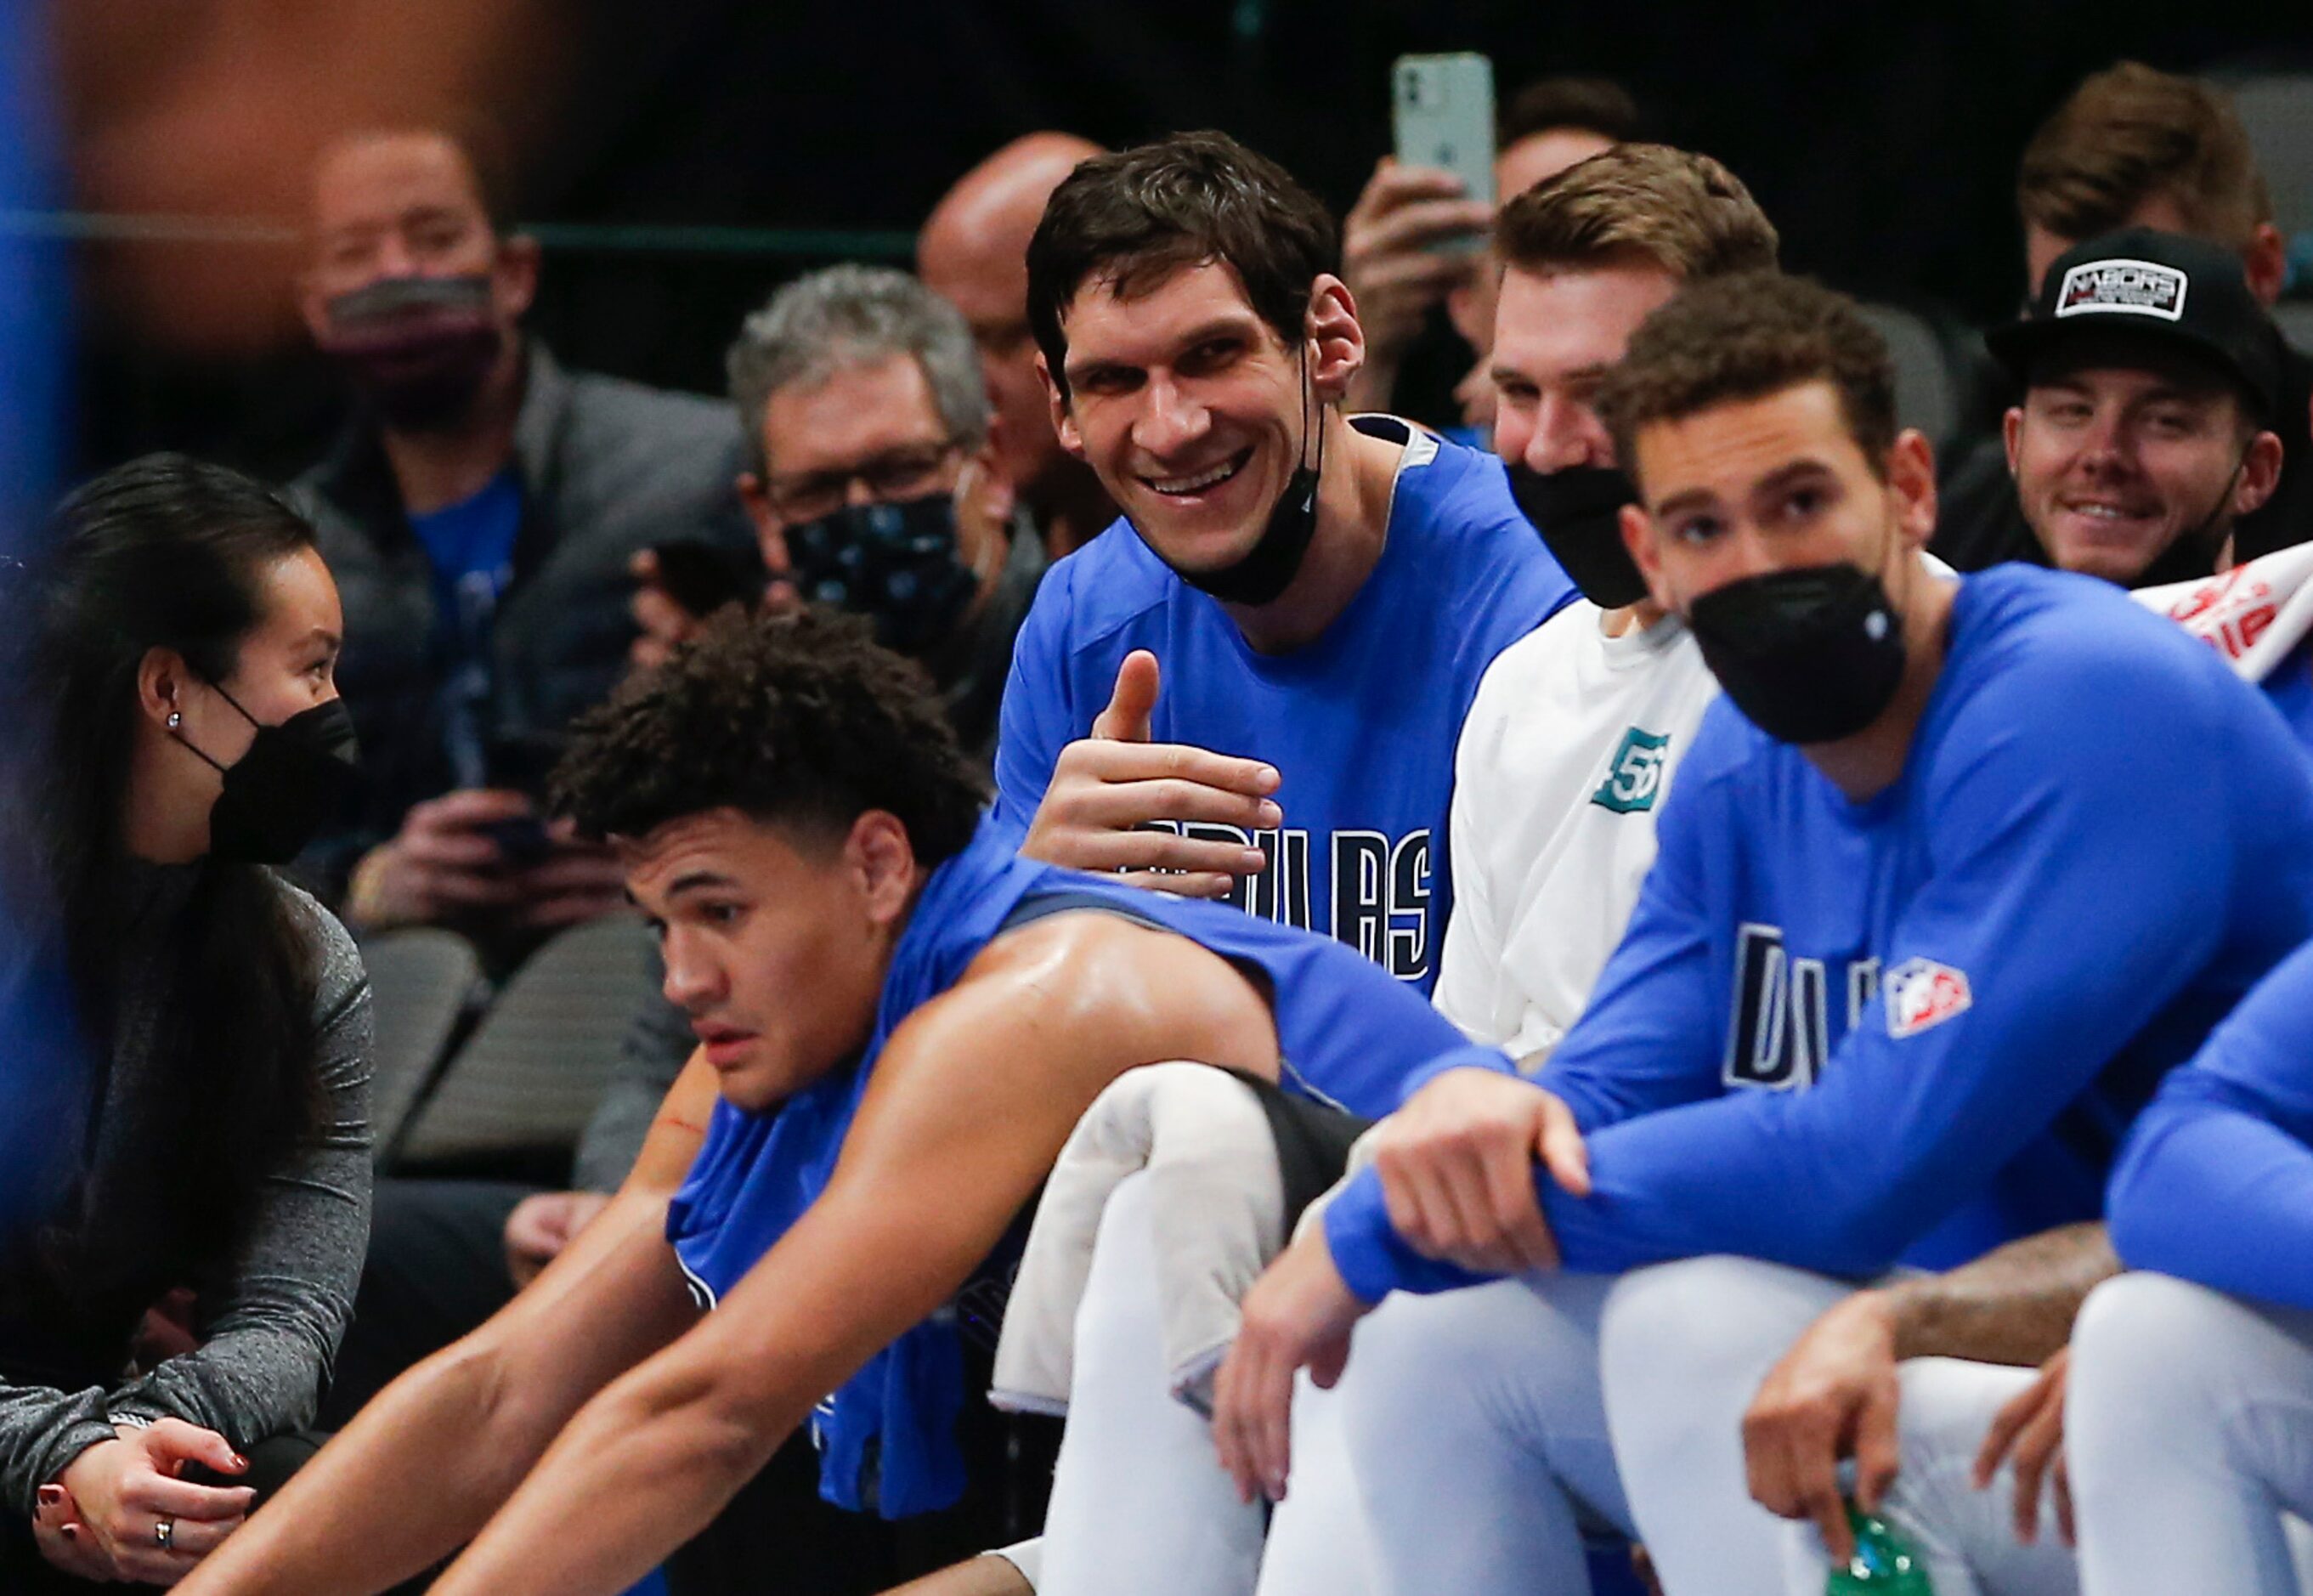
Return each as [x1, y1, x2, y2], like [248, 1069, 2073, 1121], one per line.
[1592, 727, 1671, 814]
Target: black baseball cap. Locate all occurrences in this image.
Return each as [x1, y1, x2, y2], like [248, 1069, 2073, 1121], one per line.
[1987, 226, 2283, 421]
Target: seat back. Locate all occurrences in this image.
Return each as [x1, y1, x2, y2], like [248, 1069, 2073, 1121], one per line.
[393, 914, 657, 1172]
[1858, 301, 1962, 450]
[356, 926, 483, 1158]
[2228, 72, 2313, 246]
[2276, 299, 2313, 358]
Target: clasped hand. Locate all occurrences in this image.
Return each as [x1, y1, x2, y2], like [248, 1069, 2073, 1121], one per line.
[37, 1419, 252, 1585]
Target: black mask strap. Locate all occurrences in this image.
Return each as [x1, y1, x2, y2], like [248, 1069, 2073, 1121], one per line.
[167, 676, 263, 775]
[1172, 337, 1326, 608]
[2132, 446, 2249, 590]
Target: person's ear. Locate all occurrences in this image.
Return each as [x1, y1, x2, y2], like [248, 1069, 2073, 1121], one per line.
[1620, 501, 1673, 613]
[960, 429, 1019, 531]
[1305, 274, 1366, 405]
[2245, 223, 2289, 308]
[1886, 427, 1938, 548]
[495, 231, 542, 321]
[847, 811, 919, 930]
[137, 646, 194, 733]
[737, 472, 788, 575]
[2001, 405, 2026, 478]
[1038, 353, 1085, 457]
[2237, 428, 2287, 518]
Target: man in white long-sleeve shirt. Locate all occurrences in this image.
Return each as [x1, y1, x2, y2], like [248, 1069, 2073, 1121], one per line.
[1432, 143, 1771, 1066]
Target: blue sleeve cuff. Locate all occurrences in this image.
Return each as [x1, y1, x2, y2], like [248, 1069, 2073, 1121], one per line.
[1321, 1165, 1497, 1303]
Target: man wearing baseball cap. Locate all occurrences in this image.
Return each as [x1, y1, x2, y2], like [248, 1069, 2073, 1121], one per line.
[1992, 227, 2287, 587]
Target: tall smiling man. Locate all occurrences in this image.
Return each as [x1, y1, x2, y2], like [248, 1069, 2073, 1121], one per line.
[997, 131, 1572, 984]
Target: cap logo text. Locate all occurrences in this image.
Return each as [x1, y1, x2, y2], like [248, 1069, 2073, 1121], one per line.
[2056, 258, 2187, 322]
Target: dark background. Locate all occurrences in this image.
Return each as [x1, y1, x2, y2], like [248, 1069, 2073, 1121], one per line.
[65, 0, 2313, 484]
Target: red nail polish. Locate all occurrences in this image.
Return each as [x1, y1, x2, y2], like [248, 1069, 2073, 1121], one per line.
[231, 1453, 248, 1470]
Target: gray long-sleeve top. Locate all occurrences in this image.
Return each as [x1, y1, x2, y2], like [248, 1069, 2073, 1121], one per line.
[0, 870, 374, 1515]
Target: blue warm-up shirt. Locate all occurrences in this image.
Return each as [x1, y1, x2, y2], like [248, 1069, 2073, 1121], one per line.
[2107, 937, 2313, 1310]
[666, 817, 1482, 1516]
[2261, 638, 2313, 753]
[1328, 565, 2313, 1299]
[992, 419, 1573, 991]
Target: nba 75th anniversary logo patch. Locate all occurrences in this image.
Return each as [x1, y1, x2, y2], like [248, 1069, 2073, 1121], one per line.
[1883, 956, 1972, 1039]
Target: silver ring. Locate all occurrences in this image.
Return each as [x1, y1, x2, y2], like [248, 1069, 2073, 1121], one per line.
[154, 1516, 173, 1550]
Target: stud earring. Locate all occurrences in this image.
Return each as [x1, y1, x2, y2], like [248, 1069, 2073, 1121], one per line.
[167, 710, 182, 729]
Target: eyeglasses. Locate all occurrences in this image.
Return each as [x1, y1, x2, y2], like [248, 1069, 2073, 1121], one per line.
[761, 441, 961, 522]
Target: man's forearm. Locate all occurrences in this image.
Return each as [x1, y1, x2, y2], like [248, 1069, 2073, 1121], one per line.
[183, 1191, 693, 1596]
[175, 1338, 558, 1596]
[429, 1348, 803, 1596]
[1881, 1221, 2118, 1366]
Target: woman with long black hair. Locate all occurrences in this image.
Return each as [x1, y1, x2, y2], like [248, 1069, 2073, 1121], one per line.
[0, 453, 374, 1588]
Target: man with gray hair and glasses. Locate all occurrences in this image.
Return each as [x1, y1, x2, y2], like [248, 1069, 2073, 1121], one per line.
[634, 262, 1047, 760]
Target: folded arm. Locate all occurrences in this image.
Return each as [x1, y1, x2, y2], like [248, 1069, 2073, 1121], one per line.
[1538, 680, 2234, 1277]
[113, 937, 375, 1441]
[2108, 944, 2313, 1309]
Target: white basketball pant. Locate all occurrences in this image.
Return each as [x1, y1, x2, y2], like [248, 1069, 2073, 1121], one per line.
[2068, 1272, 2313, 1596]
[1335, 1254, 1868, 1594]
[1034, 1171, 1374, 1596]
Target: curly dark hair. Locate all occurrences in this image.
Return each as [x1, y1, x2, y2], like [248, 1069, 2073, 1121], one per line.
[1026, 129, 1338, 404]
[1595, 273, 1897, 484]
[551, 607, 988, 863]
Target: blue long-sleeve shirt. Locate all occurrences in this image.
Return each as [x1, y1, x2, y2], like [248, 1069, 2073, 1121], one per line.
[1328, 566, 2313, 1301]
[2107, 936, 2313, 1310]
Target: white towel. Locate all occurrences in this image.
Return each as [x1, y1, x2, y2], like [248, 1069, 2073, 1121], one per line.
[991, 1062, 1287, 1419]
[2134, 541, 2313, 683]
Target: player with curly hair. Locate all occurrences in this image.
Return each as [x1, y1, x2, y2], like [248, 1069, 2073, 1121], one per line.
[176, 608, 1500, 1596]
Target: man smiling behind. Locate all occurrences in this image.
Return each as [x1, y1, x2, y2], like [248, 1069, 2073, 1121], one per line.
[998, 130, 1570, 981]
[1995, 227, 2284, 588]
[173, 608, 1489, 1596]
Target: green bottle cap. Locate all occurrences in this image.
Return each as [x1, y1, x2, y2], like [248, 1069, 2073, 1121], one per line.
[1825, 1502, 1935, 1593]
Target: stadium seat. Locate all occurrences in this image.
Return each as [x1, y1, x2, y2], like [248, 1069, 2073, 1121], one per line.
[2276, 298, 2313, 358]
[357, 926, 484, 1159]
[1858, 301, 1963, 449]
[2225, 71, 2313, 246]
[393, 913, 657, 1171]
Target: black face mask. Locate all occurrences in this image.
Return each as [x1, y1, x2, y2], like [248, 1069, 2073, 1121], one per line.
[2125, 452, 2249, 591]
[319, 274, 505, 431]
[173, 687, 362, 864]
[1685, 562, 1908, 745]
[1171, 347, 1325, 609]
[1506, 462, 1649, 609]
[783, 492, 983, 657]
